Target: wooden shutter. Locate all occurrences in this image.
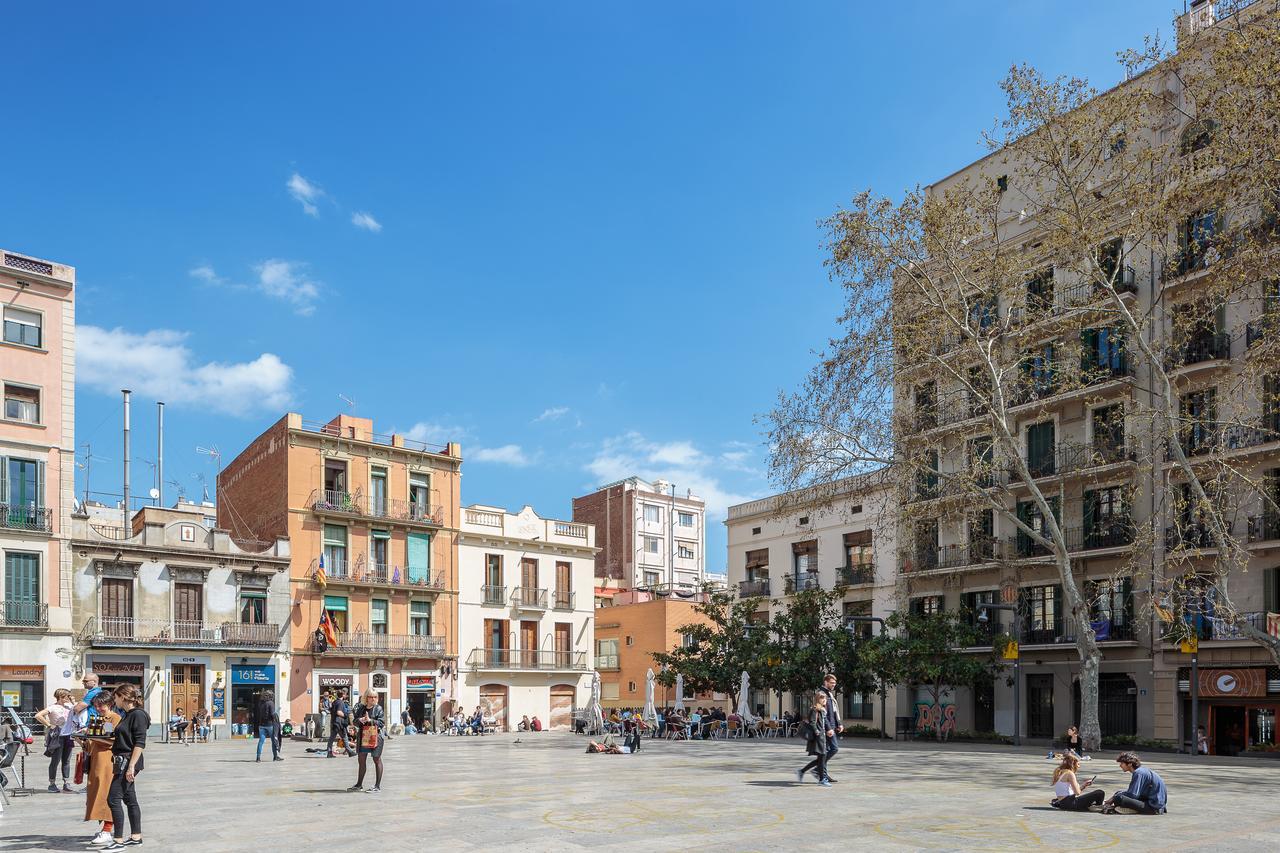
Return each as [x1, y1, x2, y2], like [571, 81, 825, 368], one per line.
[843, 531, 872, 547]
[102, 578, 132, 618]
[745, 549, 769, 568]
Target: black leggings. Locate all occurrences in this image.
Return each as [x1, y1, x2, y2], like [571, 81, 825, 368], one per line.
[356, 751, 384, 788]
[1053, 789, 1105, 810]
[800, 752, 828, 781]
[108, 772, 142, 837]
[48, 737, 72, 784]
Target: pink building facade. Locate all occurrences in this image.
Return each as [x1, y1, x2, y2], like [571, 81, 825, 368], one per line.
[0, 249, 76, 722]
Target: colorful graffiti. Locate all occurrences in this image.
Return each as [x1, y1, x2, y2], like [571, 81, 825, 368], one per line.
[914, 702, 957, 737]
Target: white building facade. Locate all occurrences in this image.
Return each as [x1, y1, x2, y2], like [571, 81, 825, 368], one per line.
[456, 504, 595, 731]
[725, 474, 900, 730]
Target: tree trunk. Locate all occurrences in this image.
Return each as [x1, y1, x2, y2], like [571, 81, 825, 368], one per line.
[1067, 585, 1103, 752]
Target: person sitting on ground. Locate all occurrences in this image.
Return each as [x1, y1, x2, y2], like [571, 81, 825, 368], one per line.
[1059, 725, 1089, 760]
[281, 719, 295, 738]
[530, 716, 542, 732]
[1196, 725, 1209, 755]
[400, 710, 417, 735]
[1102, 752, 1167, 815]
[1050, 753, 1104, 811]
[518, 715, 531, 732]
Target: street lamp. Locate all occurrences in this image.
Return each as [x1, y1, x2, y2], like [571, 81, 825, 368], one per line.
[846, 616, 888, 740]
[977, 602, 1020, 746]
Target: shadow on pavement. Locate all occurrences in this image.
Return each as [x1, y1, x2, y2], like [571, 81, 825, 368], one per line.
[0, 834, 84, 851]
[744, 780, 801, 787]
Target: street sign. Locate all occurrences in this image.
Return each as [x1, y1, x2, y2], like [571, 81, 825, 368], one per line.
[1002, 642, 1020, 660]
[1180, 637, 1199, 654]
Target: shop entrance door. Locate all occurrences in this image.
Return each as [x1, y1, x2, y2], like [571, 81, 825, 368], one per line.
[406, 692, 434, 730]
[973, 678, 995, 733]
[480, 685, 508, 732]
[1027, 674, 1055, 739]
[170, 664, 204, 720]
[549, 685, 575, 731]
[1213, 705, 1247, 756]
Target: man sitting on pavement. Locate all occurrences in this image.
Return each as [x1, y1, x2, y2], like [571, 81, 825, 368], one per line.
[1102, 752, 1167, 815]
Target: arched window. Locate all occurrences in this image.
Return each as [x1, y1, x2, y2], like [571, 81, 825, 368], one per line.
[1180, 118, 1217, 155]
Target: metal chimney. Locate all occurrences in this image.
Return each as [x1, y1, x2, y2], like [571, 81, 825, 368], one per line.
[122, 389, 131, 529]
[157, 402, 165, 507]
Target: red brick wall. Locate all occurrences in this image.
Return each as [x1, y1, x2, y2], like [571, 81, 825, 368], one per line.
[573, 484, 632, 584]
[217, 415, 289, 542]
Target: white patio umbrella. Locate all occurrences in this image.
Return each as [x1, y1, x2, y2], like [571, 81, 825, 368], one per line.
[588, 670, 604, 735]
[736, 670, 759, 723]
[674, 674, 686, 713]
[642, 668, 658, 727]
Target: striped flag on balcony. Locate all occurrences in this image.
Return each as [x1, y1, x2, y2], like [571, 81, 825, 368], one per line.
[314, 553, 328, 588]
[319, 609, 339, 648]
[1268, 612, 1280, 639]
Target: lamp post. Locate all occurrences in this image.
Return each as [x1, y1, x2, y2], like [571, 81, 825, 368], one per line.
[978, 603, 1020, 746]
[846, 616, 888, 740]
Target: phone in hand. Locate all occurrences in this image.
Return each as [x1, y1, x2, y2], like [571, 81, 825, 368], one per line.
[1088, 775, 1097, 785]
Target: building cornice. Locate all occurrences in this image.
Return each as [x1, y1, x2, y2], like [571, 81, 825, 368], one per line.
[457, 531, 599, 558]
[72, 538, 289, 570]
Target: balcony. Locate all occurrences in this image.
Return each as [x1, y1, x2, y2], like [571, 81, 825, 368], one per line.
[308, 489, 444, 527]
[837, 563, 875, 585]
[1162, 238, 1229, 283]
[0, 601, 48, 629]
[738, 578, 771, 598]
[1011, 522, 1135, 560]
[88, 617, 281, 650]
[466, 648, 587, 672]
[313, 556, 445, 592]
[510, 586, 548, 610]
[1030, 618, 1137, 646]
[784, 572, 822, 594]
[1165, 522, 1219, 552]
[317, 631, 446, 657]
[1248, 513, 1280, 544]
[1167, 333, 1231, 370]
[1186, 611, 1267, 641]
[1010, 276, 1138, 326]
[552, 589, 576, 610]
[1, 504, 53, 534]
[481, 585, 507, 606]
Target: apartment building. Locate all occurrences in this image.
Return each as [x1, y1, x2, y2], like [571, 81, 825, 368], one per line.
[725, 475, 899, 727]
[892, 1, 1280, 751]
[217, 413, 461, 726]
[572, 477, 705, 602]
[456, 504, 595, 730]
[594, 587, 729, 712]
[70, 503, 290, 736]
[0, 249, 76, 723]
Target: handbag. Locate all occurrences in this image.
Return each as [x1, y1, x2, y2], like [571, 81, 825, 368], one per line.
[360, 725, 379, 749]
[44, 733, 60, 757]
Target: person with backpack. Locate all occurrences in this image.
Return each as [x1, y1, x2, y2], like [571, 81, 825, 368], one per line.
[796, 691, 832, 787]
[254, 690, 281, 762]
[328, 690, 355, 757]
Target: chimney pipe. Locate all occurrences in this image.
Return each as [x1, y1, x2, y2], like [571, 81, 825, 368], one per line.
[122, 389, 131, 529]
[157, 402, 165, 507]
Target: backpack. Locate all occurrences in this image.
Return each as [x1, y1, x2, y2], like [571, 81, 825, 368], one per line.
[797, 719, 814, 741]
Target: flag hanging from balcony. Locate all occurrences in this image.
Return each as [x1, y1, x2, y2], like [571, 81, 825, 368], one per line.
[314, 553, 328, 588]
[1268, 612, 1280, 639]
[319, 610, 338, 648]
[392, 566, 401, 584]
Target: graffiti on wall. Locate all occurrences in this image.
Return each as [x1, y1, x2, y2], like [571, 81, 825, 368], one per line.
[914, 702, 957, 737]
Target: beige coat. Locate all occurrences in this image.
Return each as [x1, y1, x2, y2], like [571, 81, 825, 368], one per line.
[83, 710, 121, 823]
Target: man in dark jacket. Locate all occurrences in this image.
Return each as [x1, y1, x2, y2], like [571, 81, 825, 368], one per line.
[254, 690, 281, 762]
[327, 690, 355, 757]
[819, 674, 843, 781]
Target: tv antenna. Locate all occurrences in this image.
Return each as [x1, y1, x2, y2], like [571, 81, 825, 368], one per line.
[76, 442, 110, 506]
[137, 457, 159, 505]
[196, 445, 222, 497]
[166, 478, 187, 501]
[193, 473, 211, 504]
[338, 393, 357, 412]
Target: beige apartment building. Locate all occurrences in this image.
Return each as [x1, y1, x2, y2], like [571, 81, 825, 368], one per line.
[0, 249, 76, 723]
[217, 413, 461, 727]
[894, 1, 1279, 751]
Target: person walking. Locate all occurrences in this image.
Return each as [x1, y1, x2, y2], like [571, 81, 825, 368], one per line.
[79, 691, 121, 846]
[35, 688, 76, 793]
[819, 673, 843, 782]
[1050, 753, 1104, 811]
[348, 690, 386, 793]
[796, 692, 832, 786]
[320, 690, 333, 741]
[1102, 752, 1168, 815]
[254, 690, 282, 762]
[328, 690, 354, 757]
[103, 683, 149, 850]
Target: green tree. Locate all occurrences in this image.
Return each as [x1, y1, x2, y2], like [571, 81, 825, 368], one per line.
[651, 588, 768, 709]
[864, 611, 1005, 742]
[762, 587, 877, 713]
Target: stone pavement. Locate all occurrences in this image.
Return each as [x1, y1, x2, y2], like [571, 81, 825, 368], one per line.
[0, 733, 1275, 851]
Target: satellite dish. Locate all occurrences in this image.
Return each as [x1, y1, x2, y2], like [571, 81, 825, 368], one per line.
[149, 488, 160, 500]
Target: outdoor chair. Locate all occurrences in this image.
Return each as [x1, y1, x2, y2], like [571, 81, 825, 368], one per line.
[0, 741, 20, 807]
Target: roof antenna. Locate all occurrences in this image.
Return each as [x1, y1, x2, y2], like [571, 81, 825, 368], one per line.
[193, 472, 211, 504]
[338, 393, 357, 413]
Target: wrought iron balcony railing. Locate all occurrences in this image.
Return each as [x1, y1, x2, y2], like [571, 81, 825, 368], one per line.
[317, 631, 446, 656]
[510, 586, 549, 609]
[466, 648, 587, 671]
[1, 504, 53, 533]
[1248, 513, 1280, 543]
[1168, 333, 1231, 369]
[88, 616, 281, 649]
[552, 589, 575, 610]
[784, 572, 822, 594]
[309, 489, 444, 526]
[481, 584, 507, 606]
[737, 578, 771, 598]
[837, 563, 875, 585]
[311, 556, 445, 590]
[0, 600, 48, 628]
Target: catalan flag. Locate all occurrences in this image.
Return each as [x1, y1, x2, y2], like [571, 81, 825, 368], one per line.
[314, 553, 328, 588]
[1153, 602, 1174, 623]
[319, 609, 339, 648]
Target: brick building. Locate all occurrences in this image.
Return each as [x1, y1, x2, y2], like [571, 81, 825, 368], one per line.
[217, 413, 461, 726]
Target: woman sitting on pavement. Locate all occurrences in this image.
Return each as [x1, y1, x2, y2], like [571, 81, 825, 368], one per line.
[1050, 753, 1104, 811]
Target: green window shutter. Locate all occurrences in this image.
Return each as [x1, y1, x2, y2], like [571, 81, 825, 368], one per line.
[323, 595, 348, 612]
[1081, 329, 1098, 371]
[407, 533, 431, 583]
[4, 553, 40, 603]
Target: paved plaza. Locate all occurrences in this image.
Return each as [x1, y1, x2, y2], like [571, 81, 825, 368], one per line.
[1, 733, 1276, 851]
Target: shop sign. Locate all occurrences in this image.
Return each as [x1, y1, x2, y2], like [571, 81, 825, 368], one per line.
[406, 675, 436, 690]
[0, 665, 45, 680]
[90, 662, 145, 676]
[319, 675, 353, 688]
[211, 687, 225, 719]
[2, 690, 19, 707]
[1199, 668, 1266, 698]
[230, 666, 275, 685]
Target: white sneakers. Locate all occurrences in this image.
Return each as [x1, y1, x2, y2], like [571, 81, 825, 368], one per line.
[90, 831, 113, 845]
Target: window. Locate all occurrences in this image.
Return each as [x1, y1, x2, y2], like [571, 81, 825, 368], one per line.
[1081, 327, 1125, 379]
[844, 600, 872, 640]
[910, 595, 943, 616]
[323, 524, 348, 575]
[996, 174, 1008, 192]
[1021, 342, 1058, 398]
[844, 690, 874, 720]
[643, 504, 662, 524]
[1084, 486, 1128, 548]
[916, 449, 939, 499]
[914, 381, 937, 429]
[969, 510, 995, 560]
[913, 518, 939, 568]
[1096, 237, 1125, 287]
[3, 384, 39, 424]
[410, 600, 432, 636]
[1026, 267, 1054, 315]
[968, 435, 994, 486]
[643, 570, 660, 586]
[677, 511, 695, 527]
[968, 365, 991, 417]
[1025, 421, 1055, 478]
[1092, 405, 1125, 459]
[407, 532, 431, 584]
[625, 635, 634, 646]
[2, 307, 41, 348]
[239, 592, 267, 624]
[4, 457, 43, 515]
[677, 543, 695, 559]
[597, 638, 619, 669]
[1179, 209, 1221, 272]
[1016, 497, 1059, 557]
[602, 682, 620, 701]
[323, 594, 348, 633]
[369, 467, 388, 515]
[1180, 118, 1217, 155]
[323, 459, 347, 494]
[643, 535, 662, 554]
[1179, 388, 1218, 454]
[751, 526, 761, 535]
[745, 548, 769, 583]
[3, 551, 40, 625]
[370, 530, 389, 572]
[961, 590, 997, 640]
[371, 599, 388, 635]
[1087, 578, 1132, 638]
[1022, 584, 1062, 643]
[969, 293, 997, 332]
[681, 632, 697, 649]
[843, 530, 872, 571]
[409, 472, 430, 520]
[792, 540, 817, 577]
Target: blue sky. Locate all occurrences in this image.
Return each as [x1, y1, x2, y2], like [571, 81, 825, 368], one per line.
[2, 1, 1173, 570]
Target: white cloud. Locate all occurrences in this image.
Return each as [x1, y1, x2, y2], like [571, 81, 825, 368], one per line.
[189, 264, 220, 284]
[533, 406, 570, 424]
[350, 211, 382, 232]
[78, 326, 294, 417]
[470, 444, 530, 466]
[287, 172, 324, 217]
[401, 422, 466, 445]
[585, 432, 754, 518]
[254, 259, 320, 316]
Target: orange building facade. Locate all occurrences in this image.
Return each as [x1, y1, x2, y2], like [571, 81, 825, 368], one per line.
[218, 413, 461, 727]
